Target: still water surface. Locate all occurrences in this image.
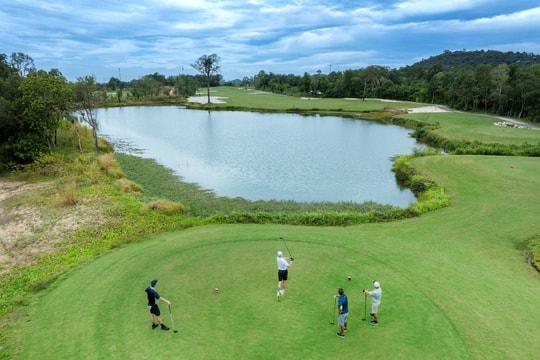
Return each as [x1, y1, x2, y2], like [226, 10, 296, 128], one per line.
[98, 106, 421, 206]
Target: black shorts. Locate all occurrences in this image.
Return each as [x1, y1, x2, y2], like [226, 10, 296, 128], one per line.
[278, 269, 288, 281]
[149, 304, 161, 316]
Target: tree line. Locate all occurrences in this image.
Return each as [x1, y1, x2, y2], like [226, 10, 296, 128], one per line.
[0, 53, 221, 170]
[0, 53, 109, 170]
[106, 54, 222, 101]
[2, 50, 539, 170]
[248, 51, 540, 122]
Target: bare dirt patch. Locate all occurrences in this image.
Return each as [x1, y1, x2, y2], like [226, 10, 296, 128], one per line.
[0, 180, 104, 275]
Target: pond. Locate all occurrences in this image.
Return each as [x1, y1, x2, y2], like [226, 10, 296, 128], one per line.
[97, 106, 422, 206]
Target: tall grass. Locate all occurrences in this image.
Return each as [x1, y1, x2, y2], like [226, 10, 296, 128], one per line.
[113, 153, 405, 217]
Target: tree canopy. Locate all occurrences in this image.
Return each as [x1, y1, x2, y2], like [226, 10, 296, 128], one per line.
[191, 54, 221, 104]
[2, 49, 540, 171]
[0, 57, 72, 168]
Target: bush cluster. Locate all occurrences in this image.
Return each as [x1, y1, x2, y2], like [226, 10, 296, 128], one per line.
[392, 152, 450, 214]
[203, 207, 422, 226]
[408, 123, 540, 156]
[148, 199, 188, 215]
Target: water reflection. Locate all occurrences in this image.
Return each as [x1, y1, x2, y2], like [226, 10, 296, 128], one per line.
[98, 106, 421, 206]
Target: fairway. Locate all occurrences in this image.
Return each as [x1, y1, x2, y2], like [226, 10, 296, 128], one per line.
[402, 112, 540, 145]
[16, 156, 540, 359]
[191, 86, 420, 113]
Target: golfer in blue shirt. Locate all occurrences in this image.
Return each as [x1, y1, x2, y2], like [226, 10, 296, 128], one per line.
[336, 288, 348, 338]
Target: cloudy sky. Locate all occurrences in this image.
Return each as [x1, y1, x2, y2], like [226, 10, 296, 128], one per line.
[2, 0, 539, 82]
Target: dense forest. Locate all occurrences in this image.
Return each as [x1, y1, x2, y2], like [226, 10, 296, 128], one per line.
[248, 50, 540, 121]
[411, 50, 540, 69]
[1, 50, 540, 170]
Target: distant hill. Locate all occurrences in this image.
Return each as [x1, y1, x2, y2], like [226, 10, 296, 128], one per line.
[406, 50, 540, 70]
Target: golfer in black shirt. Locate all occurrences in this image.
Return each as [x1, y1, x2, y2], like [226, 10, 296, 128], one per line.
[145, 279, 171, 330]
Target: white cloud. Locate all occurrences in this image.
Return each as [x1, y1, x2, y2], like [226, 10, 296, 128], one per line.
[471, 6, 540, 27]
[2, 1, 538, 81]
[393, 0, 483, 15]
[150, 0, 218, 10]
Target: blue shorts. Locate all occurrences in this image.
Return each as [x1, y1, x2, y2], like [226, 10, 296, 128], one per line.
[338, 312, 349, 326]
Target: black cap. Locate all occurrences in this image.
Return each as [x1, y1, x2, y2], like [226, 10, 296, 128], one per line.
[151, 279, 158, 286]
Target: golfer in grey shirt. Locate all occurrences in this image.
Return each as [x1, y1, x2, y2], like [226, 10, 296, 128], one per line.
[364, 281, 382, 325]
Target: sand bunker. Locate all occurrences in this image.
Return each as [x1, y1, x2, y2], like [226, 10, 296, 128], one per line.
[407, 105, 450, 113]
[187, 96, 227, 104]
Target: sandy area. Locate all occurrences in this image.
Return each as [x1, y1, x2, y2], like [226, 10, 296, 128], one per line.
[407, 105, 539, 129]
[407, 105, 450, 113]
[187, 96, 228, 104]
[0, 180, 104, 274]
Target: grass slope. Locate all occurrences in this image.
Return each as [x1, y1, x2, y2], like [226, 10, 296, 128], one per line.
[190, 86, 419, 113]
[16, 156, 540, 359]
[401, 112, 540, 145]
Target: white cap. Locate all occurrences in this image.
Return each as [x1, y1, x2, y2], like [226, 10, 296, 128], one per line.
[277, 251, 283, 257]
[373, 281, 380, 288]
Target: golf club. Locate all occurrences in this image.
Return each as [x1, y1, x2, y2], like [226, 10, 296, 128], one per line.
[362, 292, 367, 321]
[168, 304, 178, 333]
[279, 236, 293, 260]
[331, 295, 337, 325]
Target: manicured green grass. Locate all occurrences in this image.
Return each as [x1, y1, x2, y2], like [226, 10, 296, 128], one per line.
[192, 86, 420, 113]
[4, 90, 540, 359]
[15, 156, 540, 359]
[402, 112, 540, 145]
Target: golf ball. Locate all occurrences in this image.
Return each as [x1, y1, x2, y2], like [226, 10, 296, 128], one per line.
[215, 287, 219, 293]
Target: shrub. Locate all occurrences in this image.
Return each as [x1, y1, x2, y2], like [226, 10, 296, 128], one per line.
[57, 180, 77, 206]
[117, 178, 143, 193]
[392, 154, 450, 213]
[98, 153, 116, 171]
[409, 174, 435, 193]
[106, 167, 125, 179]
[392, 155, 416, 186]
[526, 236, 540, 273]
[98, 137, 114, 153]
[98, 153, 125, 178]
[411, 186, 450, 213]
[148, 199, 188, 215]
[19, 152, 66, 177]
[410, 127, 429, 139]
[89, 161, 100, 184]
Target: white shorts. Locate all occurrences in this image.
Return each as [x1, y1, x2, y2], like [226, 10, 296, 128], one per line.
[371, 301, 381, 314]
